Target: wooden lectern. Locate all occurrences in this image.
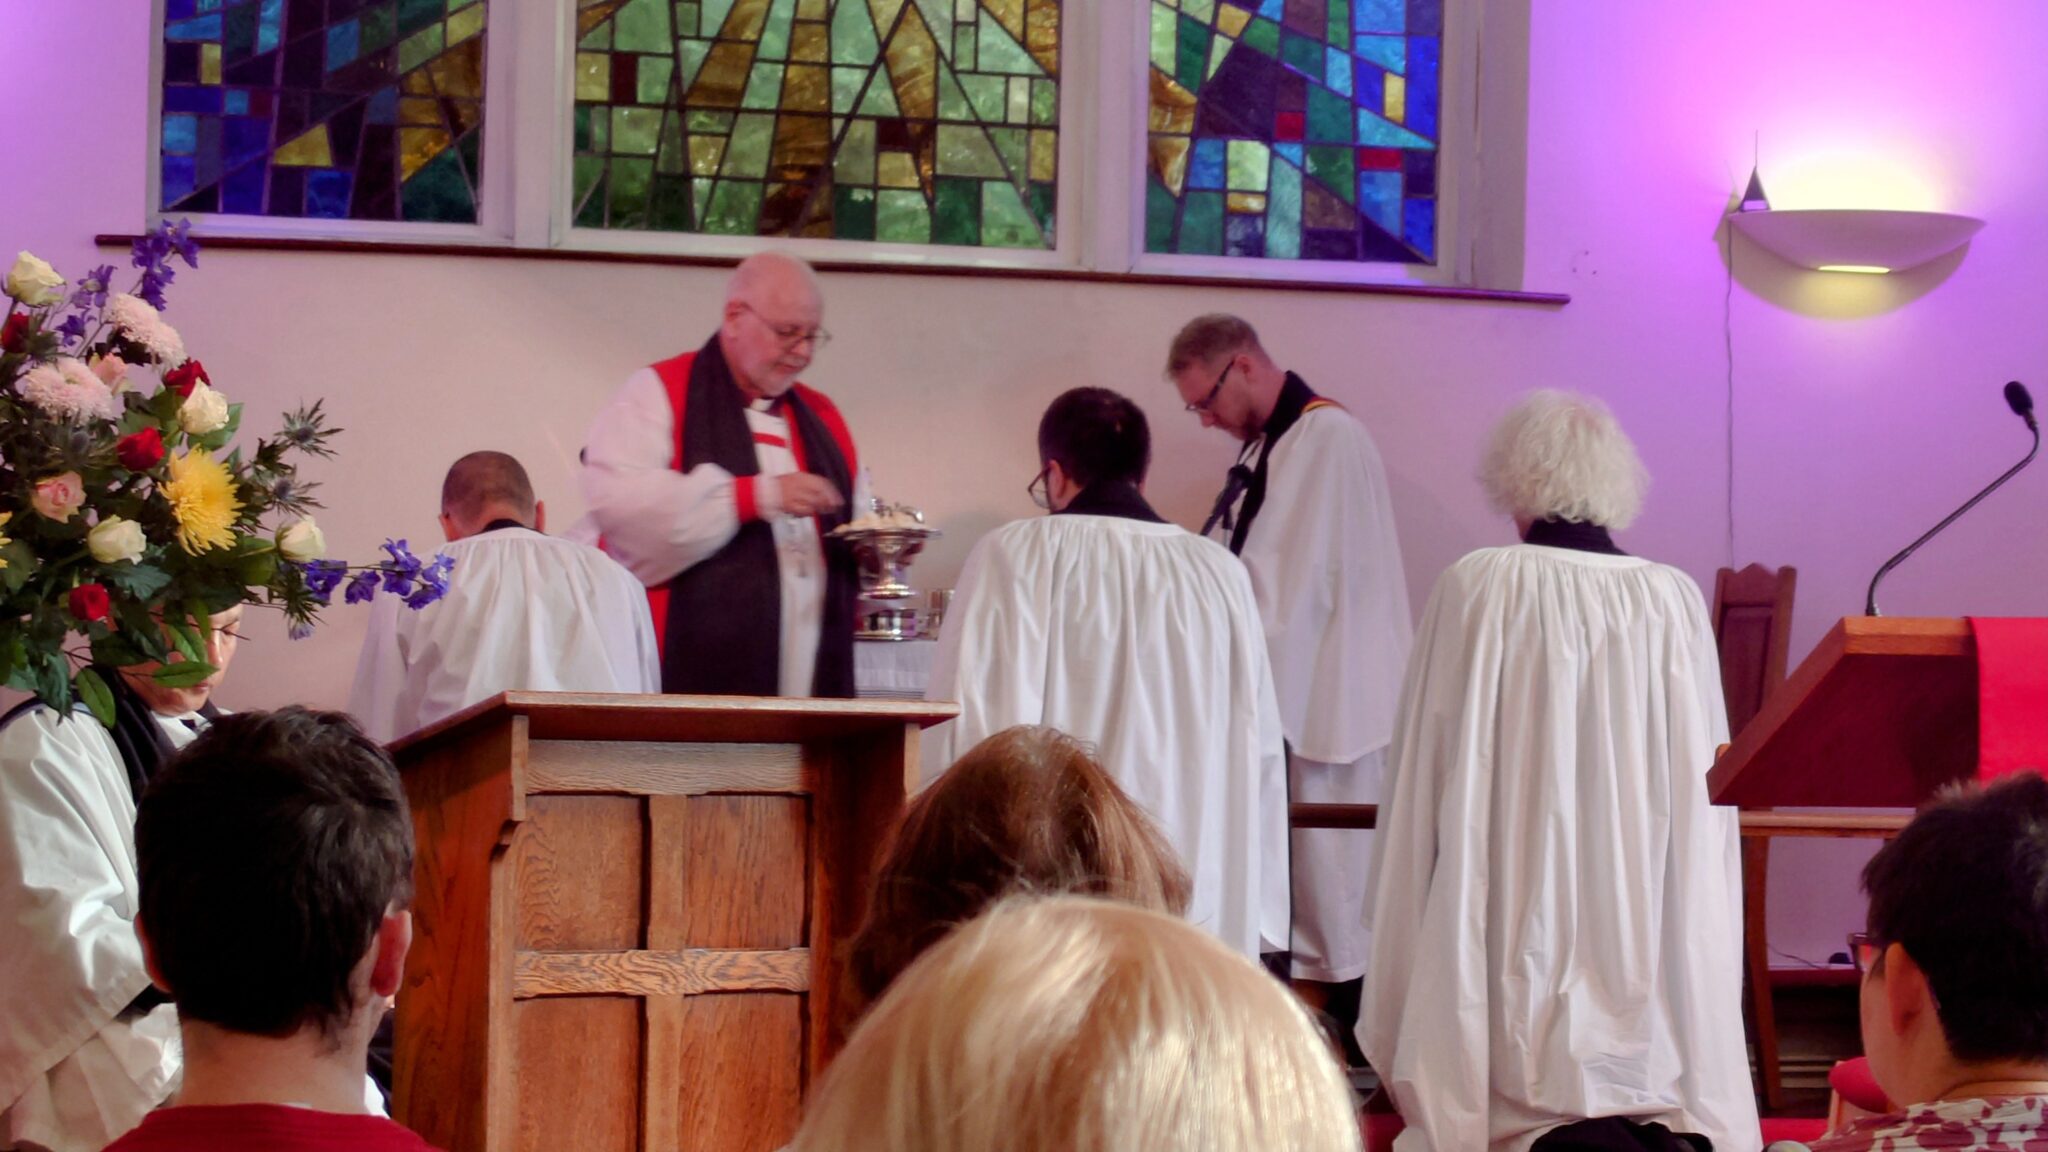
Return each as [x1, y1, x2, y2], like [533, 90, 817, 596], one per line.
[386, 692, 956, 1152]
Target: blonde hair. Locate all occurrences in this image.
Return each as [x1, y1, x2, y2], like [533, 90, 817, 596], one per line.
[1479, 388, 1649, 529]
[794, 896, 1362, 1152]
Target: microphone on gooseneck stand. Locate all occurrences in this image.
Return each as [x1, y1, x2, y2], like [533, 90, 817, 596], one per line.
[1865, 382, 2040, 616]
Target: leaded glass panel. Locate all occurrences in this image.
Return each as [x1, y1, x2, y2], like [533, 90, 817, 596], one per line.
[159, 0, 488, 222]
[574, 0, 1061, 249]
[1145, 0, 1439, 263]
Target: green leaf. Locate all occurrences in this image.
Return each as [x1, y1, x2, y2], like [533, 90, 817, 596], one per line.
[30, 650, 71, 713]
[0, 633, 22, 689]
[89, 632, 148, 669]
[151, 660, 216, 688]
[186, 601, 212, 643]
[0, 541, 38, 593]
[236, 551, 278, 586]
[100, 562, 171, 599]
[168, 621, 204, 665]
[73, 667, 115, 728]
[114, 601, 169, 662]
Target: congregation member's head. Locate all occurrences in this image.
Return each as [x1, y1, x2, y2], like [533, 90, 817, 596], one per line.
[114, 602, 244, 718]
[135, 707, 415, 1114]
[1165, 313, 1287, 442]
[1479, 388, 1648, 535]
[1030, 387, 1153, 512]
[720, 250, 826, 400]
[1854, 771, 2048, 1108]
[797, 896, 1361, 1152]
[440, 450, 543, 541]
[846, 726, 1190, 1017]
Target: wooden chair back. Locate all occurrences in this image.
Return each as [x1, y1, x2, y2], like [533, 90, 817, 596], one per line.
[1712, 564, 1797, 738]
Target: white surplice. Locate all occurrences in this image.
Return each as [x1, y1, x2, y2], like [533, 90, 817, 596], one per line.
[1212, 400, 1412, 981]
[1360, 544, 1759, 1152]
[348, 525, 661, 743]
[0, 709, 198, 1152]
[581, 368, 868, 697]
[924, 513, 1289, 961]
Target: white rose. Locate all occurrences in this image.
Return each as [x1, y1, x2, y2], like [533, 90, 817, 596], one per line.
[87, 516, 147, 564]
[277, 517, 325, 562]
[178, 380, 229, 435]
[6, 252, 66, 307]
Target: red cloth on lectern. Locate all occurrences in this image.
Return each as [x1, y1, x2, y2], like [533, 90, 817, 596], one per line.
[1968, 617, 2048, 782]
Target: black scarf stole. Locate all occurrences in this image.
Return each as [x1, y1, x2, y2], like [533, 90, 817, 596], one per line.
[1521, 518, 1627, 556]
[479, 518, 528, 535]
[1205, 372, 1320, 556]
[0, 667, 217, 804]
[1053, 481, 1167, 524]
[662, 336, 858, 698]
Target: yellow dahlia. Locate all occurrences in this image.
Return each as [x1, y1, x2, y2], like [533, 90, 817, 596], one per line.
[161, 449, 242, 554]
[0, 511, 12, 568]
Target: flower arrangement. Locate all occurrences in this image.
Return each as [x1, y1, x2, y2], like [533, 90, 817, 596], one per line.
[0, 221, 451, 725]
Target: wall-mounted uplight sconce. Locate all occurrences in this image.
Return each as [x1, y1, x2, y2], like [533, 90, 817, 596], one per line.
[1727, 163, 1984, 275]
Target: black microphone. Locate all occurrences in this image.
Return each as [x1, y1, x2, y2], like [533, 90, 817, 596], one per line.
[1865, 382, 2040, 615]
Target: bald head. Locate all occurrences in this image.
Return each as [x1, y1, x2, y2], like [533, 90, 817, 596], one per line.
[440, 451, 536, 540]
[727, 251, 823, 308]
[720, 252, 827, 399]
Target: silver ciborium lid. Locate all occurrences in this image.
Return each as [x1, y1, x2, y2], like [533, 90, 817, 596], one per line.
[828, 500, 941, 601]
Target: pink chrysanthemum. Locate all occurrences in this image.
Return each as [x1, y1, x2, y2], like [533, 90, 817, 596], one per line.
[19, 358, 120, 422]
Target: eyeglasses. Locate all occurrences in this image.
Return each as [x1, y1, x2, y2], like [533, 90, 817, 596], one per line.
[1185, 358, 1233, 413]
[1027, 465, 1053, 511]
[1848, 932, 1880, 974]
[736, 303, 831, 351]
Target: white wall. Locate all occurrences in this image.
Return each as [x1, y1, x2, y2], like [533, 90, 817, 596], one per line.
[6, 1, 2045, 963]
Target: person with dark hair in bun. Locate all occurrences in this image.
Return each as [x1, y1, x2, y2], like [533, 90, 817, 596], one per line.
[925, 387, 1287, 965]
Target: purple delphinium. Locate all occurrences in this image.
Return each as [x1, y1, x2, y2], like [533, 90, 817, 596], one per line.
[299, 559, 348, 605]
[403, 552, 455, 609]
[287, 618, 316, 641]
[129, 220, 200, 311]
[379, 538, 424, 596]
[343, 570, 381, 605]
[69, 265, 114, 310]
[54, 313, 88, 346]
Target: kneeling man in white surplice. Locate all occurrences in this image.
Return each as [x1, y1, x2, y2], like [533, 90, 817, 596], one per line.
[1362, 390, 1759, 1152]
[350, 451, 658, 743]
[925, 387, 1288, 964]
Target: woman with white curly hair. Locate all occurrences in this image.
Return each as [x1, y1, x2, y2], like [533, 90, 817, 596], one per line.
[1361, 390, 1759, 1152]
[792, 895, 1362, 1152]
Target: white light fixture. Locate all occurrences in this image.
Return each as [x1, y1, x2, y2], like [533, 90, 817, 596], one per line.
[1729, 208, 1985, 275]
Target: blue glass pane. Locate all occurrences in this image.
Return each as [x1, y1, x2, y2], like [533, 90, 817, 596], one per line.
[1402, 198, 1433, 254]
[1406, 36, 1439, 136]
[258, 0, 285, 54]
[1189, 138, 1226, 189]
[224, 117, 271, 169]
[223, 89, 249, 115]
[325, 19, 361, 70]
[365, 86, 399, 124]
[161, 156, 198, 204]
[165, 14, 224, 40]
[306, 169, 352, 217]
[166, 0, 198, 19]
[1353, 0, 1402, 33]
[164, 86, 223, 115]
[1357, 170, 1400, 234]
[163, 113, 198, 154]
[222, 162, 266, 213]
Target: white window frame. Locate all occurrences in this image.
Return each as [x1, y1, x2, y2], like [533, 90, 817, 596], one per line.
[149, 0, 1523, 289]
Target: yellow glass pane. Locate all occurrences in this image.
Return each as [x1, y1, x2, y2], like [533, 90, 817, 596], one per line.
[1148, 134, 1186, 195]
[426, 36, 485, 98]
[980, 0, 1023, 41]
[1029, 128, 1056, 182]
[1024, 0, 1057, 74]
[790, 22, 828, 61]
[400, 127, 453, 181]
[1216, 3, 1250, 37]
[1226, 191, 1267, 213]
[772, 113, 830, 170]
[1148, 68, 1195, 134]
[689, 136, 727, 175]
[448, 3, 486, 44]
[782, 63, 829, 112]
[273, 125, 333, 167]
[1384, 73, 1406, 124]
[200, 43, 221, 84]
[797, 0, 826, 15]
[1182, 0, 1214, 21]
[882, 3, 937, 121]
[868, 0, 906, 35]
[400, 96, 441, 125]
[878, 151, 919, 188]
[726, 0, 771, 39]
[690, 41, 754, 106]
[576, 53, 610, 100]
[578, 0, 630, 38]
[403, 67, 437, 95]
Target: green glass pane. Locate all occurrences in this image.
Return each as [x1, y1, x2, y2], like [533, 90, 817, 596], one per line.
[1226, 139, 1268, 191]
[1006, 76, 1029, 123]
[656, 107, 687, 171]
[758, 0, 795, 60]
[934, 124, 1005, 178]
[686, 109, 734, 133]
[834, 118, 877, 183]
[1178, 189, 1223, 254]
[1327, 0, 1349, 46]
[937, 64, 974, 120]
[953, 24, 976, 69]
[911, 0, 951, 47]
[830, 0, 878, 64]
[703, 179, 764, 233]
[614, 106, 662, 154]
[831, 65, 865, 113]
[574, 104, 593, 151]
[876, 188, 931, 242]
[855, 75, 900, 116]
[1149, 3, 1175, 75]
[1306, 84, 1349, 143]
[1029, 78, 1055, 125]
[677, 1, 699, 36]
[932, 177, 978, 244]
[651, 175, 692, 228]
[614, 0, 671, 52]
[986, 125, 1027, 183]
[1181, 0, 1214, 21]
[701, 0, 736, 36]
[724, 112, 774, 177]
[1268, 157, 1302, 258]
[639, 55, 675, 103]
[691, 176, 714, 225]
[980, 180, 1041, 248]
[1025, 180, 1054, 238]
[1280, 32, 1321, 77]
[581, 21, 612, 48]
[592, 102, 612, 151]
[961, 74, 1005, 122]
[1175, 15, 1207, 92]
[396, 22, 445, 73]
[678, 39, 711, 91]
[833, 185, 877, 239]
[1356, 109, 1433, 149]
[741, 62, 785, 109]
[574, 155, 606, 224]
[610, 156, 654, 225]
[1304, 145, 1353, 203]
[976, 11, 1041, 75]
[1242, 17, 1278, 57]
[362, 2, 399, 53]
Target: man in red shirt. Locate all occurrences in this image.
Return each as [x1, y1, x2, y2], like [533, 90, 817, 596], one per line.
[106, 708, 438, 1151]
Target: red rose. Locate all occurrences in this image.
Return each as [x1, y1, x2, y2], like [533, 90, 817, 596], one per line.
[68, 584, 110, 623]
[0, 312, 27, 354]
[116, 427, 166, 471]
[163, 359, 209, 397]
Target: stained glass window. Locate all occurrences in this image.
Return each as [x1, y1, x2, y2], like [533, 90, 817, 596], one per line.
[1145, 0, 1439, 263]
[159, 0, 488, 222]
[572, 0, 1061, 249]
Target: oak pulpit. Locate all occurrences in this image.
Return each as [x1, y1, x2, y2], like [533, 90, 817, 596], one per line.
[386, 693, 956, 1152]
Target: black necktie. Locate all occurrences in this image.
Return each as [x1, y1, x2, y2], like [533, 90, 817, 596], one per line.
[1201, 463, 1255, 539]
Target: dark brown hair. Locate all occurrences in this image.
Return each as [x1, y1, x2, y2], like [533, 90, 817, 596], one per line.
[137, 707, 414, 1039]
[1164, 313, 1262, 376]
[845, 726, 1192, 1019]
[1037, 387, 1151, 491]
[441, 449, 536, 524]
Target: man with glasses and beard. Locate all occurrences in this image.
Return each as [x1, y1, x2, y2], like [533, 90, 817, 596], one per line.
[582, 251, 868, 697]
[923, 387, 1288, 965]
